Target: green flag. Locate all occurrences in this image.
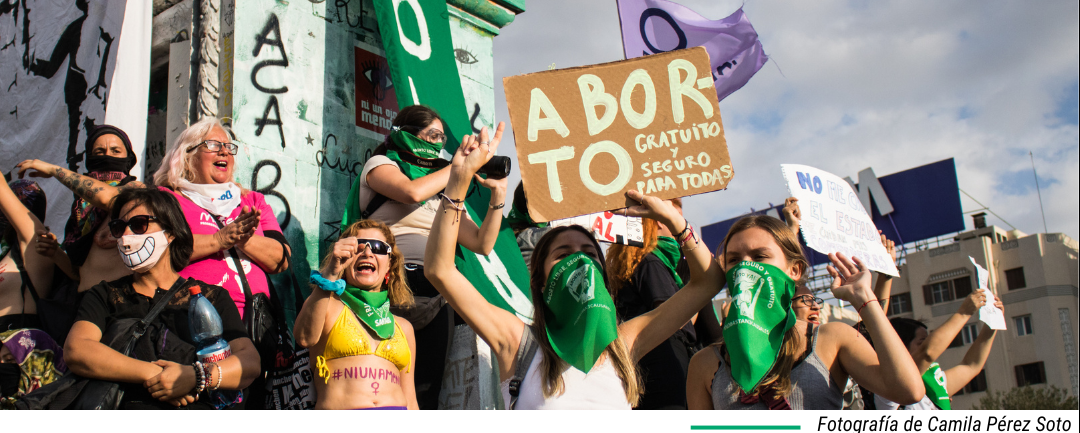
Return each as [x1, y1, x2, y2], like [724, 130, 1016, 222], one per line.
[922, 362, 952, 410]
[722, 261, 796, 393]
[372, 0, 533, 321]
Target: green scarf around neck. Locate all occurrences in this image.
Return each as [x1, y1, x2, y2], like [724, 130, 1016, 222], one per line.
[922, 362, 952, 410]
[339, 286, 395, 339]
[543, 252, 618, 373]
[651, 236, 683, 287]
[722, 261, 796, 393]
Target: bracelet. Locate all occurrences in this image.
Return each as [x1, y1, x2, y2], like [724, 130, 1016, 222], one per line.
[489, 202, 505, 210]
[674, 218, 691, 240]
[192, 361, 206, 394]
[211, 363, 223, 391]
[678, 225, 696, 246]
[438, 193, 466, 223]
[856, 299, 879, 315]
[310, 271, 345, 296]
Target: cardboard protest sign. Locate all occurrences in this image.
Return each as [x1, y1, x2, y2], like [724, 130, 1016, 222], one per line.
[504, 47, 733, 222]
[781, 164, 900, 277]
[970, 257, 1007, 330]
[549, 212, 645, 246]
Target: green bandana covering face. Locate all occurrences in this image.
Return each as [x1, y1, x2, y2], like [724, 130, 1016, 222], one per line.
[722, 261, 797, 393]
[385, 130, 444, 180]
[651, 236, 683, 287]
[922, 362, 952, 410]
[339, 286, 395, 339]
[543, 252, 618, 373]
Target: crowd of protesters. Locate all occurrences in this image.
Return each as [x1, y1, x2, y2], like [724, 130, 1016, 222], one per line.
[1, 105, 1002, 410]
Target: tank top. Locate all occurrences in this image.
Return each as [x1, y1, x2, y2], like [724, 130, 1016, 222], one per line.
[711, 325, 843, 410]
[499, 342, 632, 410]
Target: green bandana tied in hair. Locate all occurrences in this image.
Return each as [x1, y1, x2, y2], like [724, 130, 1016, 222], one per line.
[651, 236, 683, 287]
[922, 362, 952, 410]
[505, 196, 546, 229]
[722, 261, 796, 393]
[543, 252, 618, 373]
[341, 130, 446, 232]
[339, 286, 395, 339]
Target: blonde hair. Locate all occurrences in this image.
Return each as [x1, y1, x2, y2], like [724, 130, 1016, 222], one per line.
[153, 117, 236, 189]
[529, 225, 642, 406]
[719, 215, 808, 397]
[320, 220, 413, 307]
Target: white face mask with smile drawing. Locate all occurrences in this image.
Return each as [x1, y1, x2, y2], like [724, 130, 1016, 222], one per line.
[117, 230, 171, 273]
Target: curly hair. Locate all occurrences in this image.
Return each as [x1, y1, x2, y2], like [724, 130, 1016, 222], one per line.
[320, 220, 413, 307]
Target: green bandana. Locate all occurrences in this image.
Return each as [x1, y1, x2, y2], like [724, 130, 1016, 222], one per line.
[339, 287, 395, 339]
[651, 236, 683, 287]
[722, 261, 796, 393]
[922, 362, 952, 410]
[505, 196, 547, 229]
[384, 130, 445, 180]
[543, 252, 618, 373]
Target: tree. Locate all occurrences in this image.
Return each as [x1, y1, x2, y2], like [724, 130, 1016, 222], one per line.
[973, 385, 1078, 410]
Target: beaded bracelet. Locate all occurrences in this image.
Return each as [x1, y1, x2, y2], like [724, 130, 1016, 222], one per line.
[310, 271, 345, 295]
[856, 299, 880, 315]
[210, 362, 223, 391]
[192, 361, 206, 394]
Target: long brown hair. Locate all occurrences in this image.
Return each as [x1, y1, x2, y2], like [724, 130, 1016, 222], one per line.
[605, 198, 681, 298]
[719, 214, 808, 397]
[320, 220, 413, 307]
[529, 225, 642, 406]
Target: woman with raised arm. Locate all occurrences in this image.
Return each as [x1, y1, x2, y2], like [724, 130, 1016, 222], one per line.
[685, 215, 924, 410]
[294, 220, 417, 409]
[342, 105, 507, 408]
[64, 187, 260, 409]
[875, 292, 1002, 410]
[423, 134, 723, 409]
[0, 179, 52, 332]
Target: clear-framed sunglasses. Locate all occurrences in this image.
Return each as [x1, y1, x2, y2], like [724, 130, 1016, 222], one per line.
[186, 139, 239, 155]
[793, 294, 824, 307]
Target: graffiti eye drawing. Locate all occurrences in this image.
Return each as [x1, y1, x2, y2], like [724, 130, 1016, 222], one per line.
[454, 48, 478, 65]
[360, 59, 393, 102]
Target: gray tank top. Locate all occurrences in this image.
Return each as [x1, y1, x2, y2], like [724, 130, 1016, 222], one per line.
[711, 325, 843, 410]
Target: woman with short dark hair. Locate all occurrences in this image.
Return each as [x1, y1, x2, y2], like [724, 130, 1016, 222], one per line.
[63, 187, 260, 409]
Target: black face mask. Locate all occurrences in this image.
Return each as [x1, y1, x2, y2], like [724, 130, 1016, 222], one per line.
[85, 154, 131, 174]
[0, 363, 21, 397]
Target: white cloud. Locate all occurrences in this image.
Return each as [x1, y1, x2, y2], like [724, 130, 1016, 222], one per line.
[494, 0, 1078, 239]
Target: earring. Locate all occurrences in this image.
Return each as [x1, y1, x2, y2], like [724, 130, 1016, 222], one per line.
[384, 274, 390, 286]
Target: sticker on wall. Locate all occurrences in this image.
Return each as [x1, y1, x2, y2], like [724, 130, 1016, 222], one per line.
[354, 41, 398, 141]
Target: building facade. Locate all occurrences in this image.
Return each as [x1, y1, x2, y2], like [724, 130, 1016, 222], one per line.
[885, 220, 1079, 409]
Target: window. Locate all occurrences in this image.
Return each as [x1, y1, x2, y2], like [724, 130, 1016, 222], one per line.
[956, 370, 988, 395]
[1005, 267, 1026, 290]
[922, 276, 974, 305]
[961, 323, 980, 345]
[1014, 315, 1033, 336]
[1015, 362, 1046, 386]
[888, 293, 911, 315]
[949, 332, 964, 348]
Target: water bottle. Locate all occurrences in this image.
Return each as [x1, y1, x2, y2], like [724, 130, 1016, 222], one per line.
[189, 285, 232, 364]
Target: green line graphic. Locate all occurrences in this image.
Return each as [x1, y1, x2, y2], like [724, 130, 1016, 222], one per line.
[690, 426, 801, 431]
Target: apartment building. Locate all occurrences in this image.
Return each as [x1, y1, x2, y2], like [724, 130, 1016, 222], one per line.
[884, 216, 1079, 409]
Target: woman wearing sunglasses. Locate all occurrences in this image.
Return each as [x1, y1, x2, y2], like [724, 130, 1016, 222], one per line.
[64, 187, 260, 409]
[19, 118, 290, 322]
[342, 105, 506, 408]
[294, 220, 416, 409]
[685, 215, 923, 410]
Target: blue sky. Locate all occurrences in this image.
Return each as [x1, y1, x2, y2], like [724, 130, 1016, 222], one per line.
[492, 0, 1079, 240]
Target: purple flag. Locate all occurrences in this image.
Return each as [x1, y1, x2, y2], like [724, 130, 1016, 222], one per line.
[618, 0, 767, 102]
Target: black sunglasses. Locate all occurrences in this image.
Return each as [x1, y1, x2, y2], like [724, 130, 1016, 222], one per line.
[357, 238, 392, 255]
[793, 294, 824, 307]
[109, 215, 160, 238]
[186, 140, 239, 155]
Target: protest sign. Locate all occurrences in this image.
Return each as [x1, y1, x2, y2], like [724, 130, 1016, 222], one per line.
[549, 212, 645, 246]
[970, 257, 1007, 330]
[781, 164, 899, 276]
[504, 47, 733, 222]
